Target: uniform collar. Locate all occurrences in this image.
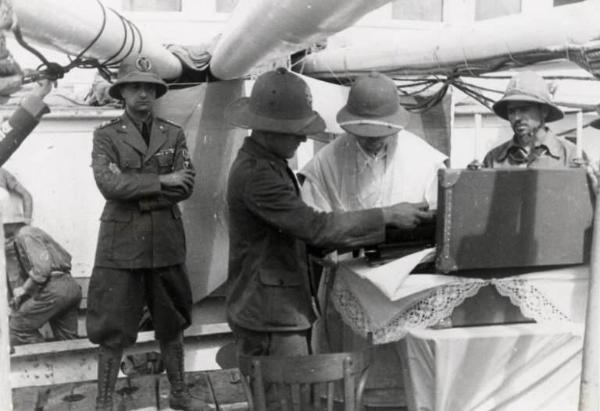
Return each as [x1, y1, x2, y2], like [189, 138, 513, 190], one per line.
[125, 110, 153, 133]
[497, 127, 560, 162]
[118, 113, 169, 161]
[242, 137, 289, 167]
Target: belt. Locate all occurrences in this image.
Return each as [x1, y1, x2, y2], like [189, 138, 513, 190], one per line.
[49, 271, 69, 278]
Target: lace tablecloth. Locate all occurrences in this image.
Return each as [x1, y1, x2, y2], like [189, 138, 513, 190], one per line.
[330, 259, 589, 344]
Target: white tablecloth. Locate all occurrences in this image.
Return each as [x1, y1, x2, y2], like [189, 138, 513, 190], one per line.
[330, 258, 589, 344]
[402, 323, 584, 411]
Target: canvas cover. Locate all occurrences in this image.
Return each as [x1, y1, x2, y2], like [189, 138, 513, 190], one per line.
[435, 168, 594, 273]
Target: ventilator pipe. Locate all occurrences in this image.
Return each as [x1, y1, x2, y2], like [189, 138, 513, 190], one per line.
[11, 0, 182, 80]
[302, 1, 600, 78]
[210, 0, 393, 80]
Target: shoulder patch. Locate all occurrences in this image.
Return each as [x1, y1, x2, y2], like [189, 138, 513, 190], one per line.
[95, 117, 121, 130]
[156, 117, 182, 129]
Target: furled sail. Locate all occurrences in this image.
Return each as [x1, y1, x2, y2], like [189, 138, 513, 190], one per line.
[301, 1, 600, 79]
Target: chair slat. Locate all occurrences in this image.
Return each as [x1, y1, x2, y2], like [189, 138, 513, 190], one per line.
[344, 357, 356, 411]
[276, 383, 290, 411]
[327, 382, 335, 411]
[300, 383, 311, 411]
[290, 383, 301, 411]
[312, 382, 320, 410]
[251, 360, 267, 411]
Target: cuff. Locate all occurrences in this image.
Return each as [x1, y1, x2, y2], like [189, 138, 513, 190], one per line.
[20, 94, 50, 118]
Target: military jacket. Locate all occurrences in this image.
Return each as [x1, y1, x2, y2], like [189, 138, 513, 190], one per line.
[226, 137, 385, 332]
[91, 113, 194, 269]
[483, 128, 584, 168]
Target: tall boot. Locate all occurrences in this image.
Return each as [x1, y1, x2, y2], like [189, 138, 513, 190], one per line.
[95, 345, 123, 411]
[160, 334, 207, 411]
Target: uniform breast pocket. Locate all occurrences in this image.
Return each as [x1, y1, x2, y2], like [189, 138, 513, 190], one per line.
[155, 149, 175, 168]
[120, 154, 142, 170]
[99, 209, 137, 261]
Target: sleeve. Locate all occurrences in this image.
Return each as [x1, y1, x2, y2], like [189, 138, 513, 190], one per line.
[15, 228, 71, 284]
[300, 178, 333, 212]
[482, 148, 497, 168]
[411, 138, 447, 210]
[0, 93, 50, 167]
[138, 127, 194, 211]
[244, 163, 385, 249]
[1, 168, 19, 191]
[91, 128, 162, 201]
[0, 168, 7, 189]
[298, 153, 337, 212]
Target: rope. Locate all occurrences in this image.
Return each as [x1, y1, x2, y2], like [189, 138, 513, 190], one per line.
[13, 0, 142, 84]
[390, 73, 505, 113]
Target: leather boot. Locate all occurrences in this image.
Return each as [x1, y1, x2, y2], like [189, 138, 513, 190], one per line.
[95, 345, 123, 411]
[160, 334, 207, 411]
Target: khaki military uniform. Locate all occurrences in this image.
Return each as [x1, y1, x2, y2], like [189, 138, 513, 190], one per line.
[9, 226, 82, 346]
[86, 113, 194, 348]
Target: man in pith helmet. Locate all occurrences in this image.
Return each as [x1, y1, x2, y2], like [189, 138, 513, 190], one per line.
[300, 71, 446, 213]
[224, 67, 434, 359]
[86, 55, 201, 411]
[484, 70, 583, 168]
[297, 72, 446, 359]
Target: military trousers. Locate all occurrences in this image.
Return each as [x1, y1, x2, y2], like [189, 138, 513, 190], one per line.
[86, 265, 192, 349]
[10, 273, 82, 346]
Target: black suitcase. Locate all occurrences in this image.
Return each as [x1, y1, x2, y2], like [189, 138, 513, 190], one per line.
[435, 168, 594, 273]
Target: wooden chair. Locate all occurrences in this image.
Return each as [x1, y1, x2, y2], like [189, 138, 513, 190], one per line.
[238, 350, 370, 411]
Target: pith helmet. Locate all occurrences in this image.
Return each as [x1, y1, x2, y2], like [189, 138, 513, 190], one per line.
[225, 67, 325, 135]
[337, 72, 409, 138]
[492, 71, 563, 122]
[108, 55, 168, 100]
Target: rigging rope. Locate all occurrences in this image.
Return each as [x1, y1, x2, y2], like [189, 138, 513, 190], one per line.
[391, 73, 508, 113]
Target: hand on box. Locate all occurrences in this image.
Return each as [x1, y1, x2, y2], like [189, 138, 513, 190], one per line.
[383, 201, 434, 229]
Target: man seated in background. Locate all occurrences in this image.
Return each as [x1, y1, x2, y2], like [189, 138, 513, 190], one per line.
[483, 70, 584, 168]
[1, 168, 81, 346]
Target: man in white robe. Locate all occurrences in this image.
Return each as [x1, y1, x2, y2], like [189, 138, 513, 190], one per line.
[299, 72, 447, 405]
[300, 72, 447, 213]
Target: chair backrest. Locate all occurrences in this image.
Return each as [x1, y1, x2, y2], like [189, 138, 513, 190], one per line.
[238, 350, 370, 411]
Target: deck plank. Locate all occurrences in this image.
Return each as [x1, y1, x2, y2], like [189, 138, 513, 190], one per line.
[207, 369, 248, 410]
[10, 325, 233, 388]
[13, 369, 248, 410]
